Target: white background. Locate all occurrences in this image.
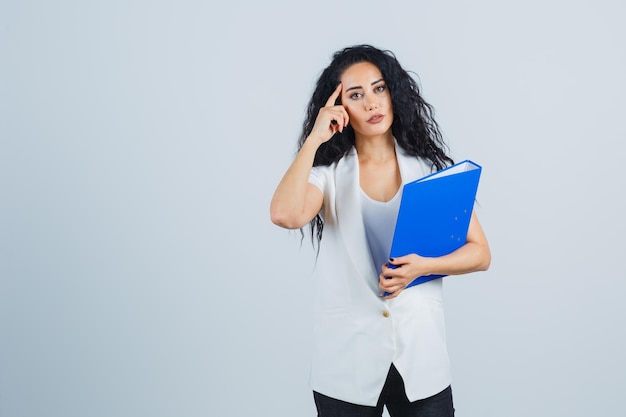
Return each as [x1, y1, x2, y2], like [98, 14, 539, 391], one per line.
[1, 1, 625, 416]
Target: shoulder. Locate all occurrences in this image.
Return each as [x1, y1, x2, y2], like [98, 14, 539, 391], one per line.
[310, 158, 340, 193]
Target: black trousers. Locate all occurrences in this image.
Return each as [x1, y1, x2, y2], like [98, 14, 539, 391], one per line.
[313, 364, 455, 417]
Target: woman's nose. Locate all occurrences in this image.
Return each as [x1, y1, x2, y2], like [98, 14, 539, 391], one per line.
[364, 97, 379, 110]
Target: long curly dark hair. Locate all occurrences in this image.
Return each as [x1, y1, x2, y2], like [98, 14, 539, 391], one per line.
[299, 44, 454, 247]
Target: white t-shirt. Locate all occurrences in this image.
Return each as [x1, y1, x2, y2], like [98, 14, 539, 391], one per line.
[360, 187, 402, 277]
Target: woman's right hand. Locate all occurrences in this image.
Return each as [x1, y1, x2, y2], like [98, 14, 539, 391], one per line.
[307, 83, 350, 144]
[270, 83, 346, 229]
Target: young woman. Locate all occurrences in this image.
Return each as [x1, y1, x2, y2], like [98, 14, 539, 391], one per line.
[270, 44, 490, 417]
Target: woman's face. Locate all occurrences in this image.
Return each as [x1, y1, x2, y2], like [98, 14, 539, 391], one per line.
[339, 61, 394, 139]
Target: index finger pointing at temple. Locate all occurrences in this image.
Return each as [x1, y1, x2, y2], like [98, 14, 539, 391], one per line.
[325, 83, 342, 107]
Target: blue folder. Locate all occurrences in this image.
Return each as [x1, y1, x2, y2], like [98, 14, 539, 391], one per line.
[386, 160, 482, 292]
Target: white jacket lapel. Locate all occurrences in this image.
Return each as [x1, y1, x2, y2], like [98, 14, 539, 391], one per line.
[335, 148, 379, 284]
[395, 142, 431, 184]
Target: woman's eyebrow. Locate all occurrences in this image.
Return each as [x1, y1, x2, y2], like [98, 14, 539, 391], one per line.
[345, 85, 363, 93]
[345, 79, 385, 93]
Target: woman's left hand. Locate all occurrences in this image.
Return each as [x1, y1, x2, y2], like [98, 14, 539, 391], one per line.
[379, 212, 491, 299]
[379, 254, 432, 299]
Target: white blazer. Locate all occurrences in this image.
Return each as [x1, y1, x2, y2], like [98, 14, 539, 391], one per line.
[309, 142, 452, 406]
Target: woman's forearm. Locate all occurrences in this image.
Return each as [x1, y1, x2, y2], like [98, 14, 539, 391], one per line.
[423, 241, 491, 276]
[270, 137, 323, 229]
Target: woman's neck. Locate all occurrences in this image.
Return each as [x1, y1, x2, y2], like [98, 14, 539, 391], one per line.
[355, 133, 396, 163]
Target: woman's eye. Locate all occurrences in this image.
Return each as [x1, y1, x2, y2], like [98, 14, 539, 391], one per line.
[350, 92, 362, 100]
[375, 85, 386, 92]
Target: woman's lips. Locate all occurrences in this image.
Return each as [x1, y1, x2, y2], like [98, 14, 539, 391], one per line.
[368, 114, 384, 123]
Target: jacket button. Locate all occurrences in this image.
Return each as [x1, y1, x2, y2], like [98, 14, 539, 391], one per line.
[382, 310, 390, 318]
